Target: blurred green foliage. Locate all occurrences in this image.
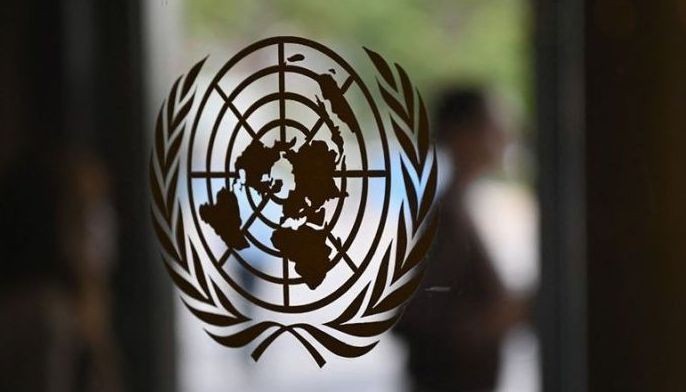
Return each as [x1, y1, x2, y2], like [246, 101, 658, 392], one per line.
[186, 0, 530, 118]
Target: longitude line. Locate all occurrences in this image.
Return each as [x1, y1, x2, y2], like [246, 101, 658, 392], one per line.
[241, 194, 270, 233]
[341, 75, 354, 93]
[216, 84, 258, 138]
[283, 258, 289, 307]
[304, 118, 325, 144]
[218, 248, 232, 267]
[190, 171, 237, 179]
[333, 169, 387, 178]
[278, 43, 286, 142]
[227, 101, 257, 138]
[328, 234, 357, 272]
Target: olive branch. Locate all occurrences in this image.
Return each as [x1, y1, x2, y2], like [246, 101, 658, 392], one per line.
[150, 48, 438, 368]
[316, 49, 439, 356]
[149, 58, 252, 335]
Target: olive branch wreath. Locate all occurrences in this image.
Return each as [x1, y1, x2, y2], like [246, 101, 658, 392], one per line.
[150, 49, 438, 367]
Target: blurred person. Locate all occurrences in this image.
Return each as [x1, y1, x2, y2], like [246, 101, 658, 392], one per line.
[395, 88, 526, 392]
[0, 149, 121, 392]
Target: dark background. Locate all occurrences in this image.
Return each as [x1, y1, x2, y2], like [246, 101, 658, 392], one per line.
[2, 1, 174, 391]
[3, 0, 686, 390]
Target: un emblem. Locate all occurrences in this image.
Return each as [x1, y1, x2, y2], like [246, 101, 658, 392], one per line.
[150, 37, 438, 366]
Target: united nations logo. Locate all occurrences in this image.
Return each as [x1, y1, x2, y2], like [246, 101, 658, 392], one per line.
[150, 36, 438, 366]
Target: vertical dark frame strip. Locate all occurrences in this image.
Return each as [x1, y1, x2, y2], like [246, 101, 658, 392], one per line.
[61, 1, 177, 391]
[535, 0, 587, 391]
[584, 1, 686, 390]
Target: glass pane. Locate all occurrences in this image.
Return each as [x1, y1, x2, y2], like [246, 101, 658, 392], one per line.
[145, 1, 539, 390]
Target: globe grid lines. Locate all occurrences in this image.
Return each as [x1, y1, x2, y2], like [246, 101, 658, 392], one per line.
[186, 36, 391, 313]
[194, 98, 381, 284]
[216, 67, 376, 263]
[194, 45, 381, 306]
[193, 93, 380, 292]
[207, 52, 369, 277]
[196, 52, 376, 302]
[215, 69, 362, 282]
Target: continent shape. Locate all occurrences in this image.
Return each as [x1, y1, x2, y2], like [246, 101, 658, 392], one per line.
[199, 69, 357, 290]
[271, 225, 332, 289]
[281, 140, 344, 223]
[199, 187, 249, 250]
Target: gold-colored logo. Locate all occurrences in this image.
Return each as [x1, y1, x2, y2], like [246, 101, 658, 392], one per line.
[150, 36, 437, 366]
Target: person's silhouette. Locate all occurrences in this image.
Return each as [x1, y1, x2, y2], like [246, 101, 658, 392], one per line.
[395, 88, 524, 392]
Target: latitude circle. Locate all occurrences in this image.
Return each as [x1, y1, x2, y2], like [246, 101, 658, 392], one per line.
[187, 36, 391, 313]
